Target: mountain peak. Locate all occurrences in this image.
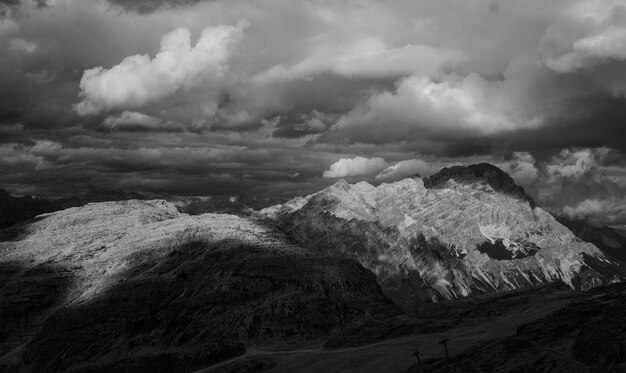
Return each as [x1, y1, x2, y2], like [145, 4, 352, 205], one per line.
[423, 163, 535, 206]
[329, 178, 350, 189]
[265, 166, 620, 308]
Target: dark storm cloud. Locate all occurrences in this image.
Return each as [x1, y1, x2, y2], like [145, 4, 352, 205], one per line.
[0, 134, 335, 199]
[485, 96, 626, 157]
[0, 0, 50, 5]
[106, 0, 210, 14]
[0, 0, 49, 13]
[0, 0, 625, 226]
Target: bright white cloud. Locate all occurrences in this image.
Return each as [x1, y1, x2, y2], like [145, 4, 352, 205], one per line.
[512, 147, 626, 226]
[497, 152, 539, 188]
[545, 148, 609, 179]
[323, 156, 389, 178]
[562, 198, 626, 223]
[9, 38, 36, 53]
[60, 0, 611, 139]
[254, 37, 464, 84]
[102, 111, 183, 131]
[375, 159, 439, 182]
[334, 73, 542, 141]
[562, 198, 605, 219]
[75, 20, 248, 115]
[29, 140, 63, 155]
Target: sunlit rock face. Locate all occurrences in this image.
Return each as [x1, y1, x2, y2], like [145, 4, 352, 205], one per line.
[0, 200, 398, 372]
[262, 165, 624, 310]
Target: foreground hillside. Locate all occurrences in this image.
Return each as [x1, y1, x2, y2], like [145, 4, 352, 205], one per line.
[199, 282, 626, 373]
[263, 164, 623, 310]
[0, 200, 398, 372]
[421, 282, 626, 372]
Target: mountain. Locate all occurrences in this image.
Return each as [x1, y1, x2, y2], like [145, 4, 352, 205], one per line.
[0, 200, 398, 372]
[2, 166, 626, 372]
[0, 190, 65, 229]
[80, 189, 172, 204]
[422, 163, 535, 206]
[262, 164, 623, 310]
[0, 189, 166, 230]
[76, 190, 285, 216]
[557, 217, 626, 264]
[172, 194, 285, 216]
[0, 188, 284, 231]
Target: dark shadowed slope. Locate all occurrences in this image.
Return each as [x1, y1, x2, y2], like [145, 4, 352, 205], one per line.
[197, 282, 626, 373]
[422, 163, 535, 206]
[558, 217, 626, 263]
[0, 190, 64, 229]
[0, 200, 398, 372]
[417, 282, 626, 373]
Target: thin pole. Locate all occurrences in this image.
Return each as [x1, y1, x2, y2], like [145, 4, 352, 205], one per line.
[439, 337, 450, 361]
[413, 349, 422, 366]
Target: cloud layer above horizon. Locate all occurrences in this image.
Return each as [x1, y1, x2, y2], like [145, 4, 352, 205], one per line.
[1, 0, 625, 226]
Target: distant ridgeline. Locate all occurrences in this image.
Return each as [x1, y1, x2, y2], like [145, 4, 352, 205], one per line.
[0, 188, 283, 229]
[0, 189, 65, 229]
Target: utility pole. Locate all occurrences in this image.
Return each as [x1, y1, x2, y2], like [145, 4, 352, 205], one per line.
[412, 348, 422, 367]
[439, 337, 450, 361]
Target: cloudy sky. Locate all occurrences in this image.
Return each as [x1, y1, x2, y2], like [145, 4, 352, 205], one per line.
[1, 0, 625, 226]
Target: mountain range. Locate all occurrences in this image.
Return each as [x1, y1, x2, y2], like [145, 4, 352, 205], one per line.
[0, 189, 281, 230]
[262, 163, 623, 310]
[1, 163, 625, 372]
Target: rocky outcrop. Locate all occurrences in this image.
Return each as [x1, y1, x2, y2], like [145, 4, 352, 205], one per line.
[423, 163, 535, 206]
[262, 165, 623, 310]
[0, 200, 398, 372]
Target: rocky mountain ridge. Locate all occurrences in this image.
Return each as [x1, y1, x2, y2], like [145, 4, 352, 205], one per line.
[262, 165, 623, 310]
[422, 163, 535, 206]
